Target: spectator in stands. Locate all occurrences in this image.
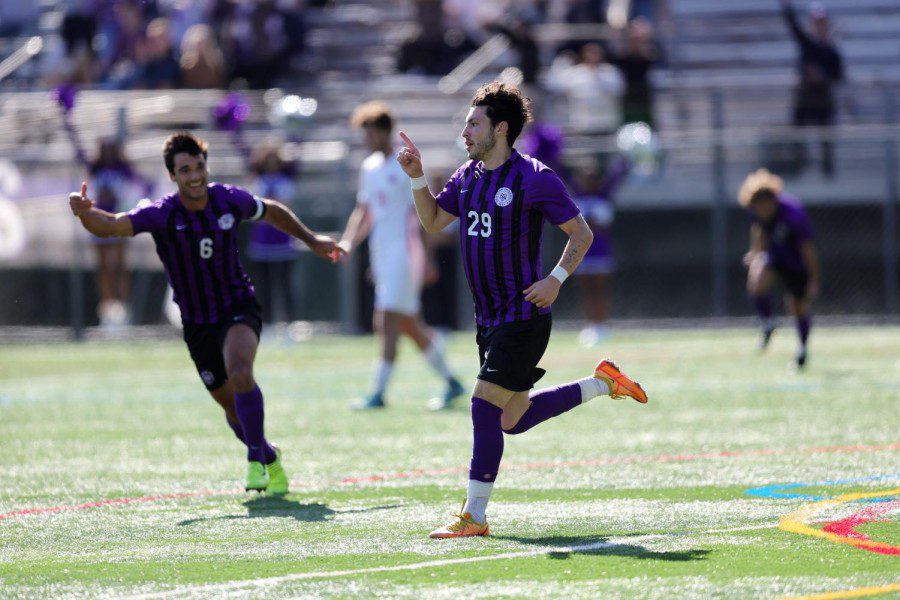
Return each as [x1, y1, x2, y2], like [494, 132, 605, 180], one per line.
[218, 0, 306, 89]
[546, 42, 625, 134]
[486, 16, 540, 85]
[780, 0, 843, 177]
[131, 17, 181, 89]
[179, 24, 226, 89]
[612, 17, 660, 128]
[97, 0, 147, 85]
[247, 142, 300, 325]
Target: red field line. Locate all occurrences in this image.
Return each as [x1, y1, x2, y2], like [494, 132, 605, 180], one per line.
[2, 442, 897, 522]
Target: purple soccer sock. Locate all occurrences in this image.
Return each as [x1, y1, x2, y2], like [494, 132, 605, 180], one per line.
[797, 315, 811, 347]
[751, 294, 774, 323]
[503, 382, 582, 435]
[469, 397, 504, 483]
[226, 415, 247, 445]
[234, 385, 277, 464]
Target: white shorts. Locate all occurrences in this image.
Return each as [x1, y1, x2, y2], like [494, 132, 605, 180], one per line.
[372, 259, 422, 315]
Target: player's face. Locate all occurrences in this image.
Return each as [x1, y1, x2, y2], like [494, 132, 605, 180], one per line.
[750, 197, 778, 222]
[462, 106, 497, 161]
[170, 152, 208, 203]
[362, 126, 391, 153]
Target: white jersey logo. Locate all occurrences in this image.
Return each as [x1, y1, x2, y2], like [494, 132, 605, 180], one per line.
[200, 370, 216, 386]
[494, 187, 513, 207]
[218, 213, 235, 230]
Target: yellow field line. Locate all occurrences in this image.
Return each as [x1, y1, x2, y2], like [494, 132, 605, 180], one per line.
[779, 488, 900, 553]
[781, 582, 900, 600]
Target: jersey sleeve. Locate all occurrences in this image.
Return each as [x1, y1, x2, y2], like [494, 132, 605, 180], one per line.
[356, 168, 370, 205]
[126, 199, 167, 234]
[529, 169, 581, 225]
[224, 184, 266, 221]
[434, 169, 462, 217]
[791, 208, 814, 242]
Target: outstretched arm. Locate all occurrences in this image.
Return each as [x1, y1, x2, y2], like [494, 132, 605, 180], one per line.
[68, 182, 134, 238]
[261, 199, 345, 262]
[397, 131, 457, 233]
[337, 202, 372, 255]
[524, 214, 593, 308]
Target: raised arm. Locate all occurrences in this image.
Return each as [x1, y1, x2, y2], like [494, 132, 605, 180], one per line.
[779, 0, 810, 47]
[524, 214, 593, 308]
[397, 131, 457, 233]
[68, 182, 134, 238]
[261, 198, 346, 262]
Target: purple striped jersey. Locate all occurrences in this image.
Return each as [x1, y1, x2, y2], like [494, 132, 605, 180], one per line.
[435, 150, 580, 326]
[127, 183, 266, 324]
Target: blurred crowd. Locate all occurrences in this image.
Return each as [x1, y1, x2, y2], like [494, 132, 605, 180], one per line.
[398, 0, 664, 135]
[28, 0, 307, 90]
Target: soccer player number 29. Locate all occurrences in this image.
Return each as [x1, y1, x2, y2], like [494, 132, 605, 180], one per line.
[467, 210, 492, 238]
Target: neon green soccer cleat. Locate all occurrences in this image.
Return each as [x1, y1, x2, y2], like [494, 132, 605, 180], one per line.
[265, 446, 289, 495]
[245, 461, 269, 492]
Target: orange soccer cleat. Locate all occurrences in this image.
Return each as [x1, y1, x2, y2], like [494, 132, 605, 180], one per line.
[594, 358, 648, 404]
[428, 508, 490, 539]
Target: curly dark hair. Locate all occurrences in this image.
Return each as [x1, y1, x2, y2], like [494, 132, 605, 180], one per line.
[163, 131, 208, 174]
[471, 82, 533, 146]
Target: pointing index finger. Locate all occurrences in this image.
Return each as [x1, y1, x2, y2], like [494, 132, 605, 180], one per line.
[81, 181, 87, 199]
[398, 131, 418, 152]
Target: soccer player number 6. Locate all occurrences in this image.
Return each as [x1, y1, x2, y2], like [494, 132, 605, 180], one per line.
[467, 210, 492, 237]
[199, 237, 214, 259]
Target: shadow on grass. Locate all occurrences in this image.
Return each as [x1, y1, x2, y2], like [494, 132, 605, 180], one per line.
[177, 496, 401, 526]
[494, 534, 711, 562]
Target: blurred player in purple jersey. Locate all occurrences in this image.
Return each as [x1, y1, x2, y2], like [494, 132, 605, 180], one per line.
[67, 131, 345, 493]
[572, 155, 631, 347]
[740, 169, 820, 369]
[397, 82, 648, 538]
[338, 101, 464, 411]
[247, 141, 300, 324]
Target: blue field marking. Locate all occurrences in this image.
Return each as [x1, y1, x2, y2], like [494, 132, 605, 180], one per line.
[746, 473, 900, 502]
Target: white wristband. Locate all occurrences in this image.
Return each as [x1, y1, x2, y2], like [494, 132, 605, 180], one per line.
[409, 175, 428, 190]
[549, 265, 569, 284]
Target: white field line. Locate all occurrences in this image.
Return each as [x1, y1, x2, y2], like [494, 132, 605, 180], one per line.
[123, 522, 778, 599]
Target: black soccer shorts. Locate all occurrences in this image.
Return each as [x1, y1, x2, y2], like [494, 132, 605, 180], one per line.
[182, 297, 263, 391]
[476, 313, 551, 392]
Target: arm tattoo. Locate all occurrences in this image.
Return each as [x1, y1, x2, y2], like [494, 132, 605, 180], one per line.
[559, 215, 591, 272]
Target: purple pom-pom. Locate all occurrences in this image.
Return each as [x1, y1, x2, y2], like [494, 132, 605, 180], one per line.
[53, 83, 77, 113]
[213, 93, 251, 132]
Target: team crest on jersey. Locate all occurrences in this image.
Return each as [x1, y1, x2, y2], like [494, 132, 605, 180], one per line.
[218, 213, 235, 230]
[494, 187, 513, 207]
[200, 370, 215, 386]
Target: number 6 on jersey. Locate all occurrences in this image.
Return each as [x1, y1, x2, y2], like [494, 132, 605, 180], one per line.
[199, 237, 213, 259]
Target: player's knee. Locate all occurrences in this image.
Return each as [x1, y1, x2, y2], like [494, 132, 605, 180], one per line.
[228, 365, 255, 392]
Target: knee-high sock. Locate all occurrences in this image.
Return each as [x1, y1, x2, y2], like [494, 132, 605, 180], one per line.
[424, 341, 454, 381]
[226, 415, 247, 445]
[371, 359, 393, 396]
[465, 397, 503, 522]
[797, 314, 811, 348]
[751, 294, 774, 327]
[503, 382, 583, 435]
[234, 385, 277, 464]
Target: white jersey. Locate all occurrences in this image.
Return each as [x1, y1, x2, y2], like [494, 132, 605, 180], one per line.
[357, 150, 425, 274]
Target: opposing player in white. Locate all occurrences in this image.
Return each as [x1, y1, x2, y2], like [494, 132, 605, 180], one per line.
[338, 101, 464, 410]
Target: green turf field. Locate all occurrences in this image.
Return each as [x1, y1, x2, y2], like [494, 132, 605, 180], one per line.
[1, 326, 898, 599]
